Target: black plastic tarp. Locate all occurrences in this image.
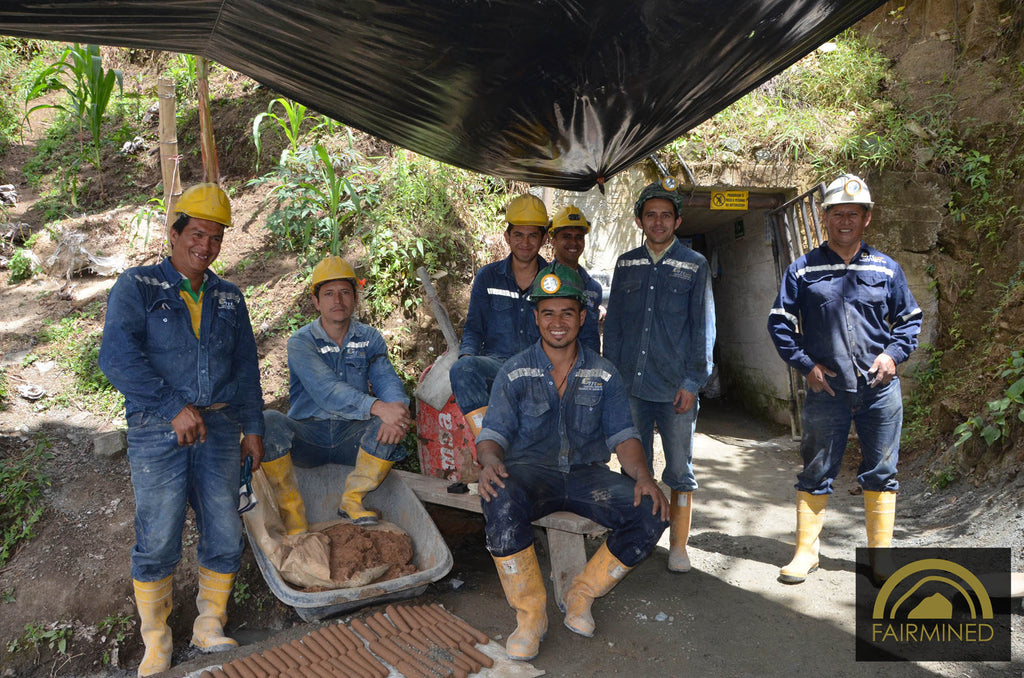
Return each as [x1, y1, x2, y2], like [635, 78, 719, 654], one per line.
[0, 1, 885, 190]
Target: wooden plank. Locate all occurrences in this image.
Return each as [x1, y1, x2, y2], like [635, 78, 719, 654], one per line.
[393, 470, 606, 536]
[547, 527, 588, 604]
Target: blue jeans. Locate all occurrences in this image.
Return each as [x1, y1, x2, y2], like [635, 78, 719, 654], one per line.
[628, 396, 699, 492]
[127, 409, 244, 581]
[797, 378, 902, 494]
[481, 463, 667, 567]
[262, 409, 406, 466]
[449, 355, 504, 415]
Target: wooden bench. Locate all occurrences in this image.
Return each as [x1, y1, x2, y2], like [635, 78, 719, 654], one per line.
[393, 469, 607, 603]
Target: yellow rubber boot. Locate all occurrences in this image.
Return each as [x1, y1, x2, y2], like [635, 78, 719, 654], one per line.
[338, 449, 394, 526]
[864, 490, 897, 584]
[562, 543, 632, 637]
[190, 568, 238, 653]
[779, 491, 828, 584]
[668, 490, 693, 573]
[261, 454, 308, 535]
[133, 576, 173, 677]
[493, 545, 548, 661]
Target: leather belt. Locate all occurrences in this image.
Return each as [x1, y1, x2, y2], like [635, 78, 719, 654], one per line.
[196, 402, 229, 413]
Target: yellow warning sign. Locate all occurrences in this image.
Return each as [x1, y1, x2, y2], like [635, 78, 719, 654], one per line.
[710, 190, 748, 210]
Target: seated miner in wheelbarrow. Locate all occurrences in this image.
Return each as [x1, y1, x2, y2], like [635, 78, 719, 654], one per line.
[261, 255, 412, 533]
[476, 262, 670, 661]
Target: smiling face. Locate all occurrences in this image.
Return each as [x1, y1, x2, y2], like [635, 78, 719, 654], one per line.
[534, 297, 585, 350]
[313, 279, 357, 326]
[504, 224, 547, 265]
[550, 227, 587, 268]
[169, 217, 224, 284]
[823, 204, 871, 259]
[636, 197, 681, 253]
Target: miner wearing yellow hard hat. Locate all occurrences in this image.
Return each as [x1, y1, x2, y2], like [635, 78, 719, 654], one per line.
[449, 193, 548, 443]
[259, 255, 411, 534]
[99, 183, 265, 676]
[547, 204, 602, 352]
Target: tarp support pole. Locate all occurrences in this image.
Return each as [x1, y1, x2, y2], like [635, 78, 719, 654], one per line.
[158, 77, 182, 232]
[197, 57, 220, 185]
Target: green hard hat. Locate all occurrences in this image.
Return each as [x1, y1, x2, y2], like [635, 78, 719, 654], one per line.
[633, 179, 682, 218]
[528, 262, 588, 305]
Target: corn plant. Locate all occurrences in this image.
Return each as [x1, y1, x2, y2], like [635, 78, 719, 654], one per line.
[24, 43, 123, 194]
[252, 97, 334, 167]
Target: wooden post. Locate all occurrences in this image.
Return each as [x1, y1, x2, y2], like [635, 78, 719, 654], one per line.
[157, 77, 182, 231]
[196, 56, 220, 184]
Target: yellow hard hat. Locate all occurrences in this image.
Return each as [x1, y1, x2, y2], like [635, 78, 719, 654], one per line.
[175, 183, 232, 227]
[549, 205, 590, 235]
[505, 194, 548, 228]
[309, 255, 357, 295]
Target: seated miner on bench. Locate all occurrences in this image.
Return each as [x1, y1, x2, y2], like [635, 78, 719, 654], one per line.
[476, 262, 670, 661]
[261, 255, 412, 532]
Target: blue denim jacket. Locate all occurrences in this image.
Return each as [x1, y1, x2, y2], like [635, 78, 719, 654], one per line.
[578, 265, 602, 353]
[478, 341, 640, 472]
[99, 257, 265, 435]
[286, 318, 409, 421]
[603, 238, 716, 401]
[768, 242, 922, 393]
[459, 254, 547, 360]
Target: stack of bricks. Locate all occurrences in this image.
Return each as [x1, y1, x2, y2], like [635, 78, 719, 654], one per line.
[199, 603, 495, 678]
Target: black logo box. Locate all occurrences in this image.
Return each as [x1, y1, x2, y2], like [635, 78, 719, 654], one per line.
[855, 547, 1012, 662]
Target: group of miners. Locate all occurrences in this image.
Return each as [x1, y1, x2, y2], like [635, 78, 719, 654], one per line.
[99, 172, 919, 676]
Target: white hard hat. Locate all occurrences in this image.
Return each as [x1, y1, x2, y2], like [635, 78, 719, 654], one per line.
[822, 174, 873, 208]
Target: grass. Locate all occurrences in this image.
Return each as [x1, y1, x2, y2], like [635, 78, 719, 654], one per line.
[0, 434, 53, 568]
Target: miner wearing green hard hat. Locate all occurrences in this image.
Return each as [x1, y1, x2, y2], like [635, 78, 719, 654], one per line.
[476, 261, 669, 662]
[603, 180, 717, 576]
[99, 183, 265, 676]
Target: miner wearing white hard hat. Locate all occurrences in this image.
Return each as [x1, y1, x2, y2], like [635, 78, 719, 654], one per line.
[99, 183, 265, 676]
[260, 255, 411, 534]
[449, 193, 549, 444]
[767, 174, 923, 586]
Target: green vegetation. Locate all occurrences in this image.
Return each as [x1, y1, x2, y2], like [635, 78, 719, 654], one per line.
[6, 620, 73, 658]
[0, 434, 53, 568]
[0, 367, 7, 410]
[953, 350, 1024, 450]
[25, 44, 123, 192]
[97, 613, 134, 666]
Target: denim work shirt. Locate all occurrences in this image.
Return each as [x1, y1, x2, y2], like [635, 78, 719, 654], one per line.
[99, 257, 265, 435]
[459, 254, 547, 360]
[603, 238, 716, 401]
[286, 318, 409, 421]
[577, 265, 602, 353]
[768, 242, 923, 393]
[477, 341, 640, 472]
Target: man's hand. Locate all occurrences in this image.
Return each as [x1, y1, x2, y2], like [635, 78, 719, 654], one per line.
[806, 364, 837, 395]
[241, 434, 264, 472]
[673, 388, 696, 414]
[868, 353, 896, 388]
[371, 400, 412, 445]
[171, 404, 207, 447]
[633, 475, 670, 521]
[476, 440, 508, 502]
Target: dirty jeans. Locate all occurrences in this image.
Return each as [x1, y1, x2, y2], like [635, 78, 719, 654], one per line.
[127, 409, 243, 582]
[481, 462, 667, 567]
[797, 378, 902, 494]
[262, 409, 406, 466]
[628, 396, 699, 493]
[449, 355, 504, 416]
